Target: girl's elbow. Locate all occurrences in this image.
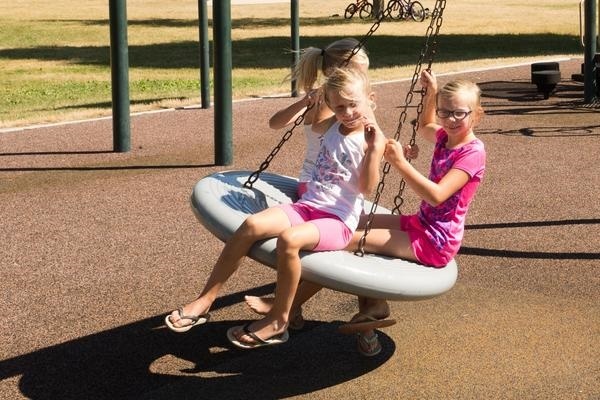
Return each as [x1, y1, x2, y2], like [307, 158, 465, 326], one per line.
[428, 199, 443, 207]
[426, 193, 446, 207]
[421, 197, 440, 207]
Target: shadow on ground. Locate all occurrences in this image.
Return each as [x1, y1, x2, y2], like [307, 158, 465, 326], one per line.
[0, 34, 579, 70]
[0, 285, 394, 400]
[461, 218, 600, 259]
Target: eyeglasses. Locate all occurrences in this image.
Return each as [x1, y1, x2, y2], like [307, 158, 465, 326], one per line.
[435, 109, 472, 120]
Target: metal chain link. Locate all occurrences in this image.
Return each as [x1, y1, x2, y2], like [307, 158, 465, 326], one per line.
[245, 9, 387, 188]
[244, 103, 314, 188]
[344, 7, 387, 66]
[391, 0, 446, 213]
[356, 0, 446, 256]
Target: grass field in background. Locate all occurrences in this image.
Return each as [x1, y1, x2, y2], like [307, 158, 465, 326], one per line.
[0, 0, 581, 128]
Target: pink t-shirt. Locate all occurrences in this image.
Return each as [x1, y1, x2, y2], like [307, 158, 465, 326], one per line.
[417, 128, 486, 263]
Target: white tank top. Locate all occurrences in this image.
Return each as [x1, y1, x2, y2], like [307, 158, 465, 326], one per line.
[299, 121, 366, 231]
[298, 124, 324, 182]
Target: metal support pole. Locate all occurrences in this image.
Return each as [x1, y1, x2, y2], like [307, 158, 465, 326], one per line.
[198, 0, 210, 108]
[109, 0, 131, 152]
[291, 0, 300, 97]
[213, 0, 233, 165]
[584, 0, 598, 102]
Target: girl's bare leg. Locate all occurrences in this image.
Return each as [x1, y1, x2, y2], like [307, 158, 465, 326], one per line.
[167, 207, 291, 328]
[232, 223, 319, 343]
[357, 296, 390, 320]
[245, 280, 322, 315]
[346, 213, 417, 260]
[245, 214, 399, 315]
[247, 214, 413, 329]
[342, 215, 417, 352]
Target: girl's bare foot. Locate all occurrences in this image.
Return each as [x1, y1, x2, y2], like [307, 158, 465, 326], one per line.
[244, 295, 273, 315]
[244, 295, 305, 330]
[358, 297, 391, 320]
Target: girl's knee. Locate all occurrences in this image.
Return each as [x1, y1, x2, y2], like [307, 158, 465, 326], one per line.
[276, 229, 303, 253]
[238, 215, 264, 238]
[236, 217, 261, 239]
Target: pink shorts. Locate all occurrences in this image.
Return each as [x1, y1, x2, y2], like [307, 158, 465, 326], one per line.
[278, 202, 352, 251]
[400, 214, 449, 267]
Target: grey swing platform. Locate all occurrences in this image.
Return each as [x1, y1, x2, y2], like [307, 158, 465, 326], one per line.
[190, 170, 458, 301]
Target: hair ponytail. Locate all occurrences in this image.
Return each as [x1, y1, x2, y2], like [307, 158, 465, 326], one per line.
[292, 47, 323, 92]
[291, 38, 370, 94]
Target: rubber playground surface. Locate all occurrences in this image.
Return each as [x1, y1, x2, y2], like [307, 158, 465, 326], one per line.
[1, 58, 599, 399]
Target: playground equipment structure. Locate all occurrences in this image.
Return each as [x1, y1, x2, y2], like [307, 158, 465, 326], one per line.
[107, 0, 598, 155]
[531, 61, 561, 100]
[572, 0, 600, 99]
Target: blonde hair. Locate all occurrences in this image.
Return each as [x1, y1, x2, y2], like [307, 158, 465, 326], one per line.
[292, 38, 370, 92]
[438, 80, 483, 114]
[322, 67, 371, 108]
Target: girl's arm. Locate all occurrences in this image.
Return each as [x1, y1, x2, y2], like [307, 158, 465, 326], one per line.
[359, 122, 386, 194]
[310, 88, 334, 126]
[384, 139, 469, 206]
[417, 70, 441, 144]
[311, 93, 338, 135]
[268, 90, 317, 129]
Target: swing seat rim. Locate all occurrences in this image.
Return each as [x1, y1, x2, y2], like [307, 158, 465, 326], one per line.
[189, 170, 458, 301]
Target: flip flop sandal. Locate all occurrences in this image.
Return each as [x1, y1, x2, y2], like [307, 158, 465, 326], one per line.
[246, 297, 304, 330]
[164, 308, 211, 333]
[337, 313, 396, 334]
[227, 323, 290, 350]
[357, 332, 382, 357]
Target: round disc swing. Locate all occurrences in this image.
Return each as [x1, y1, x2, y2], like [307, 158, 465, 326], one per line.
[190, 1, 456, 301]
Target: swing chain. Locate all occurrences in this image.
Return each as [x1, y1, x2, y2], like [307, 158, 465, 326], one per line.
[344, 8, 387, 67]
[391, 0, 445, 214]
[244, 104, 314, 188]
[355, 0, 446, 257]
[246, 10, 388, 189]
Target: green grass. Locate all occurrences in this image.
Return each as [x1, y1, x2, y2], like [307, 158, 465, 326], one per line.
[0, 0, 582, 128]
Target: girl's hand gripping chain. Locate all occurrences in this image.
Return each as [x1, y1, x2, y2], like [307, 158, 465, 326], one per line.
[383, 138, 408, 167]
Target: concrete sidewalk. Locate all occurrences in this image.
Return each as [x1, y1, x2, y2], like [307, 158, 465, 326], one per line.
[0, 58, 598, 400]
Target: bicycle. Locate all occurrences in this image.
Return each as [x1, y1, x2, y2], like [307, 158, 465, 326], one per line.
[385, 0, 427, 22]
[344, 0, 373, 20]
